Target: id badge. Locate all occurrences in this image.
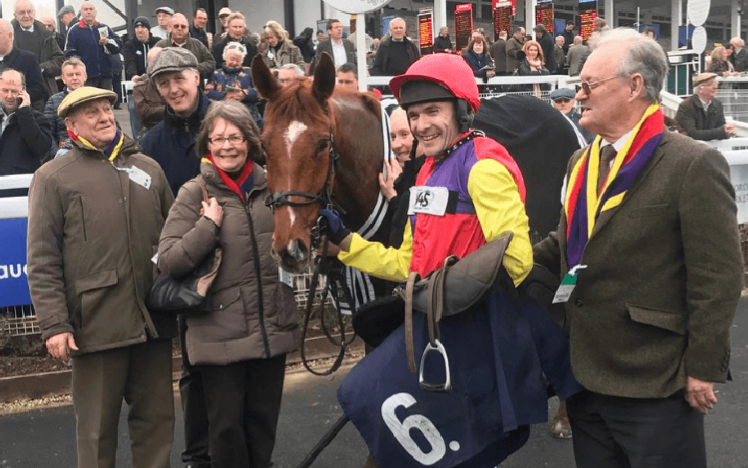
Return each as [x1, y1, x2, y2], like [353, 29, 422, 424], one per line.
[407, 186, 450, 216]
[552, 265, 587, 304]
[115, 165, 152, 190]
[278, 267, 294, 289]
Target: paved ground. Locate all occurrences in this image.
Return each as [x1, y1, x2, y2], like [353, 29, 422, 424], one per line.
[1, 298, 746, 467]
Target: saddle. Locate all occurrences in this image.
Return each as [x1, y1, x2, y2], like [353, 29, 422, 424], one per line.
[401, 232, 514, 390]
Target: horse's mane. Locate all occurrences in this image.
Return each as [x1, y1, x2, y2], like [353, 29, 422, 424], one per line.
[265, 79, 382, 129]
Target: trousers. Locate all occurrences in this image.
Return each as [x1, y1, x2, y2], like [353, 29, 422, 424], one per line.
[199, 355, 287, 468]
[567, 389, 706, 468]
[71, 339, 174, 468]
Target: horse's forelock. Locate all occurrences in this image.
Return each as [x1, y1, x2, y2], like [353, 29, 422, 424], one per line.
[264, 81, 331, 131]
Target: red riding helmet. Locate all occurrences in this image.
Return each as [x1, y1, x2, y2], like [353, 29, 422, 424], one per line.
[389, 53, 481, 113]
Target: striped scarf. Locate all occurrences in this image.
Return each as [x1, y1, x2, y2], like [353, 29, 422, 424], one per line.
[565, 104, 664, 268]
[69, 129, 124, 162]
[201, 154, 253, 201]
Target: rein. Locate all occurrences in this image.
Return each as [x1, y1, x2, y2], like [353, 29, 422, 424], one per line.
[264, 126, 356, 375]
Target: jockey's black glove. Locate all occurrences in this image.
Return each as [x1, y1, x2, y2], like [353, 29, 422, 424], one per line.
[319, 209, 351, 245]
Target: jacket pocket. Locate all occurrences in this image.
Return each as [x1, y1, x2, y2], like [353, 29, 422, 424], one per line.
[626, 304, 686, 336]
[190, 287, 248, 342]
[76, 269, 119, 329]
[628, 204, 669, 218]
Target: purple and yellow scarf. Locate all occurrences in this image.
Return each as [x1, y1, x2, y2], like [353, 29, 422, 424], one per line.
[565, 104, 664, 268]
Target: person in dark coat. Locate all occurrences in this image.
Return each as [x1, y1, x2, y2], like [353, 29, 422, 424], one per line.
[190, 8, 209, 48]
[0, 68, 53, 175]
[311, 19, 356, 73]
[64, 2, 120, 90]
[57, 5, 77, 40]
[533, 24, 556, 75]
[0, 19, 48, 111]
[293, 27, 316, 75]
[139, 48, 212, 468]
[561, 21, 575, 54]
[730, 36, 748, 72]
[370, 18, 419, 76]
[490, 30, 508, 74]
[549, 87, 595, 144]
[11, 0, 65, 101]
[212, 13, 258, 69]
[123, 17, 159, 81]
[433, 26, 453, 53]
[462, 36, 495, 79]
[675, 72, 736, 141]
[39, 16, 66, 52]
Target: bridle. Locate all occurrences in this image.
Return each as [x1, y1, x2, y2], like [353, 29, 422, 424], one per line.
[264, 132, 344, 211]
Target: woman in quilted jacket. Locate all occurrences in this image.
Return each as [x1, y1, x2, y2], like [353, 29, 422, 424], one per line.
[205, 41, 263, 129]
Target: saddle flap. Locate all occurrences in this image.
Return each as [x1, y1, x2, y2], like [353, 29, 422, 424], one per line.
[403, 231, 514, 317]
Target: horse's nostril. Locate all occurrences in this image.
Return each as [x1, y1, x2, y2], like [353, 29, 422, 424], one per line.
[288, 238, 308, 262]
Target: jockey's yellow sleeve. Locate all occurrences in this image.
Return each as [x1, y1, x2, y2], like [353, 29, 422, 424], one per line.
[338, 219, 413, 282]
[339, 159, 533, 285]
[468, 158, 533, 285]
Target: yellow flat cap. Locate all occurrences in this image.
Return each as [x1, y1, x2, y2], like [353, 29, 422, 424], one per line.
[58, 86, 117, 118]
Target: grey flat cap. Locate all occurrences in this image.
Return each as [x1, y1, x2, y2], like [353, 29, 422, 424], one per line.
[155, 6, 175, 15]
[57, 5, 74, 18]
[146, 48, 198, 79]
[549, 88, 576, 101]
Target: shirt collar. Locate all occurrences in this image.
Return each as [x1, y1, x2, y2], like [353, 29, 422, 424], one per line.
[698, 96, 711, 108]
[21, 24, 34, 32]
[601, 127, 635, 153]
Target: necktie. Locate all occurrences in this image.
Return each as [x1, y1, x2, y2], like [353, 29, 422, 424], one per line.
[597, 144, 617, 194]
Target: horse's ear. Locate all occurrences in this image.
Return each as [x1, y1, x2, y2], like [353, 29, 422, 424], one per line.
[312, 52, 336, 104]
[251, 54, 281, 101]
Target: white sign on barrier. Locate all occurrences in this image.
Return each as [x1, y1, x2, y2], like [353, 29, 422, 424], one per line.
[731, 165, 748, 224]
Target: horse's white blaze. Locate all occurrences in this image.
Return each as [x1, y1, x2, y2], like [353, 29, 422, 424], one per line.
[287, 207, 297, 229]
[285, 121, 308, 156]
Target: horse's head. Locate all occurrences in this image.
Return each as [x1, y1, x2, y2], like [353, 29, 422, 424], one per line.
[252, 53, 338, 273]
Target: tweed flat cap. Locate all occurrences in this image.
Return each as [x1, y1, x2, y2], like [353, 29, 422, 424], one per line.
[549, 88, 576, 101]
[57, 5, 74, 18]
[58, 87, 117, 118]
[693, 72, 718, 87]
[146, 48, 198, 79]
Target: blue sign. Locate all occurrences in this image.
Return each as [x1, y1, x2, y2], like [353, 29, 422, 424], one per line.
[0, 218, 31, 307]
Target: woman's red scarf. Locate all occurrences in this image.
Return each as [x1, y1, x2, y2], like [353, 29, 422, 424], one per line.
[201, 154, 254, 201]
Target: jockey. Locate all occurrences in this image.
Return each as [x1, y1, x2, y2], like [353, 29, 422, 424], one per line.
[323, 53, 532, 286]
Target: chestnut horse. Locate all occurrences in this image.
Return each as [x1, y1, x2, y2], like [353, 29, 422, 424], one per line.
[251, 53, 387, 274]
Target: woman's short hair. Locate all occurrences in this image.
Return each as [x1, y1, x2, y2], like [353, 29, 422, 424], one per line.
[223, 41, 247, 61]
[466, 35, 487, 54]
[523, 40, 545, 64]
[196, 100, 262, 161]
[263, 20, 289, 42]
[711, 46, 725, 61]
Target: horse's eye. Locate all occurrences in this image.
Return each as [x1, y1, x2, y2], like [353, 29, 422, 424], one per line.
[317, 140, 329, 153]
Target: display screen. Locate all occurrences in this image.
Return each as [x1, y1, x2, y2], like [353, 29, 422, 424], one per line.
[579, 0, 598, 40]
[494, 1, 513, 40]
[455, 3, 474, 51]
[536, 1, 554, 33]
[418, 13, 433, 54]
